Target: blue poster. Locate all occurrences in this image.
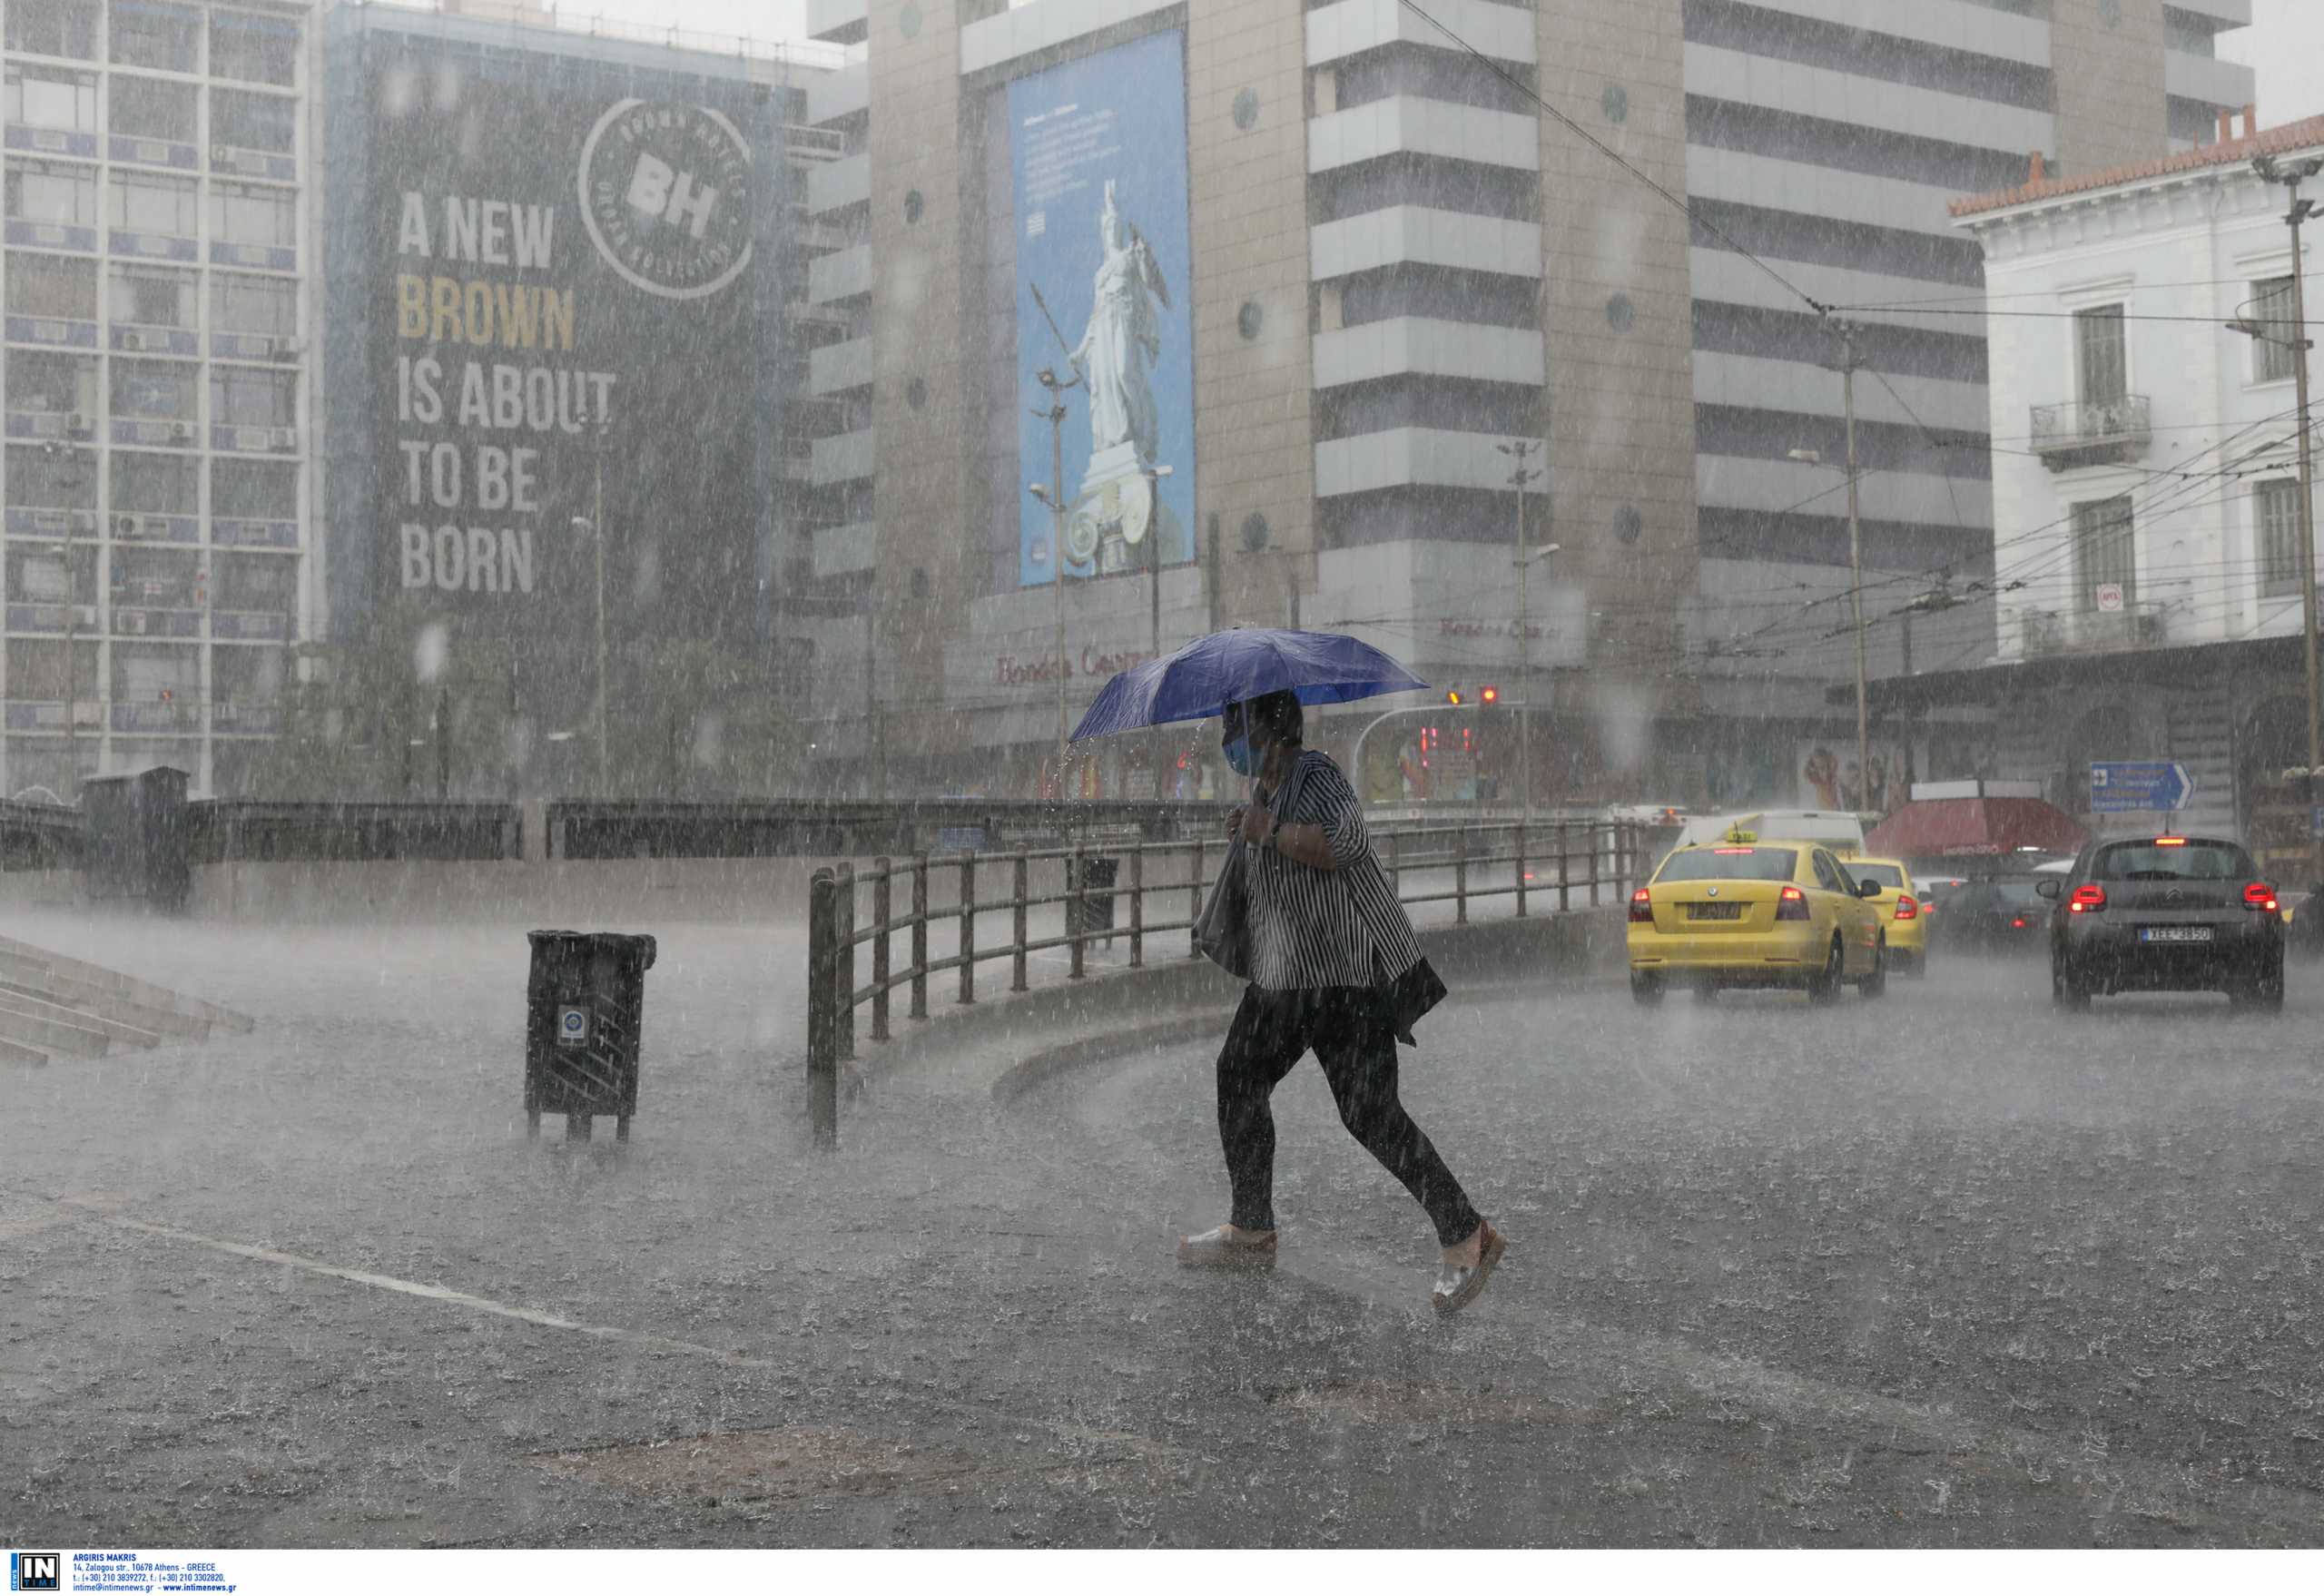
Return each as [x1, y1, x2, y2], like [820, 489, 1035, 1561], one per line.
[1009, 29, 1196, 588]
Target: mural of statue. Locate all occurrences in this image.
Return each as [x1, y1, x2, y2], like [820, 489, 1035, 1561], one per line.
[1073, 179, 1170, 467]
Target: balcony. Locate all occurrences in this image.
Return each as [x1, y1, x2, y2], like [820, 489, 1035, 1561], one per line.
[2020, 604, 2169, 656]
[2029, 395, 2151, 472]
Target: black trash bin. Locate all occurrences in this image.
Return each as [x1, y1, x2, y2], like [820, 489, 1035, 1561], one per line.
[1067, 856, 1121, 943]
[525, 930, 656, 1142]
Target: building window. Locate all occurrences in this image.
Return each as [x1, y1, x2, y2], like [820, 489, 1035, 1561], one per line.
[111, 0, 201, 71]
[212, 87, 293, 153]
[5, 0, 101, 61]
[210, 366, 294, 428]
[212, 552, 293, 612]
[110, 74, 196, 143]
[5, 160, 100, 226]
[112, 359, 196, 420]
[2074, 304, 2126, 408]
[210, 271, 294, 335]
[108, 264, 193, 327]
[2257, 478, 2308, 597]
[4, 350, 95, 416]
[111, 450, 196, 513]
[209, 12, 299, 88]
[5, 64, 98, 131]
[2071, 495, 2136, 613]
[107, 170, 198, 236]
[6, 253, 96, 320]
[2251, 275, 2299, 385]
[5, 444, 94, 507]
[209, 181, 294, 247]
[212, 458, 296, 517]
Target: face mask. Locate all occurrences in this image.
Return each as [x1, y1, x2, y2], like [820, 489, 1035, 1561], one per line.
[1223, 734, 1259, 778]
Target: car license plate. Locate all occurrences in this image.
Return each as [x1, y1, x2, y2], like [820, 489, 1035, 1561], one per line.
[1689, 901, 1744, 921]
[2139, 926, 2214, 944]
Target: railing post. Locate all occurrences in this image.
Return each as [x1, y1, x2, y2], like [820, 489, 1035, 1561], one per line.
[835, 862, 856, 1060]
[958, 853, 976, 1005]
[1189, 836, 1205, 957]
[1128, 844, 1144, 968]
[1514, 821, 1528, 919]
[1589, 827, 1601, 907]
[1068, 840, 1087, 980]
[1012, 849, 1030, 993]
[807, 867, 838, 1149]
[1455, 824, 1469, 925]
[870, 857, 891, 1044]
[909, 852, 929, 1020]
[1559, 823, 1571, 913]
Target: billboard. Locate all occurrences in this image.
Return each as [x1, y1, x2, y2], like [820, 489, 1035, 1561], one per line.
[329, 26, 776, 731]
[1009, 29, 1196, 588]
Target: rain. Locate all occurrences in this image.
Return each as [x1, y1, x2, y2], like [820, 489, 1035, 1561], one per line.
[5, 0, 2324, 1569]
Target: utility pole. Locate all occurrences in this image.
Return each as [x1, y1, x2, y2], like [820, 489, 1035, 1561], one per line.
[1495, 438, 1544, 815]
[570, 430, 612, 796]
[2251, 154, 2324, 879]
[44, 443, 83, 799]
[1825, 320, 1871, 815]
[1028, 365, 1082, 799]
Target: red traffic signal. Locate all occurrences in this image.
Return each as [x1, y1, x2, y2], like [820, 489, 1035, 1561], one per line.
[1480, 685, 1500, 704]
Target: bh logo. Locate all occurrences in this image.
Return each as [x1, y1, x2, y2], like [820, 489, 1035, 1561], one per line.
[557, 1007, 588, 1048]
[578, 99, 753, 300]
[10, 1552, 59, 1592]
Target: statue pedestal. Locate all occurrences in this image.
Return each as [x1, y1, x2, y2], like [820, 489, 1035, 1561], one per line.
[1078, 443, 1147, 501]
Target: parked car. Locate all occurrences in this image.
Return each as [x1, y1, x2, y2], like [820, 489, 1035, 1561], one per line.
[1929, 876, 2051, 953]
[2041, 834, 2284, 1010]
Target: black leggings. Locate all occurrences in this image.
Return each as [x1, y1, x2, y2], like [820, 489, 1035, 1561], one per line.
[1216, 985, 1482, 1247]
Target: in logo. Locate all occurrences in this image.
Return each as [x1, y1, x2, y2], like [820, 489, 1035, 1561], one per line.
[10, 1552, 60, 1592]
[578, 99, 753, 300]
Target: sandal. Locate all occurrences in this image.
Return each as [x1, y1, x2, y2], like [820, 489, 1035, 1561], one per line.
[1432, 1219, 1505, 1315]
[1177, 1224, 1278, 1271]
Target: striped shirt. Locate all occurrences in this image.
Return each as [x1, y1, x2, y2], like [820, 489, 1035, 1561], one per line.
[1246, 750, 1425, 992]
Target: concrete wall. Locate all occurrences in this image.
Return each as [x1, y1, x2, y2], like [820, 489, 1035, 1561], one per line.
[2052, 0, 2171, 178]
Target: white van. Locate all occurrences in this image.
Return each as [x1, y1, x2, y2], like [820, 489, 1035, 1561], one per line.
[1672, 810, 1868, 857]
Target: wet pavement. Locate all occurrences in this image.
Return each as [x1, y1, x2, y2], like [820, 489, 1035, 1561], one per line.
[5, 911, 2324, 1547]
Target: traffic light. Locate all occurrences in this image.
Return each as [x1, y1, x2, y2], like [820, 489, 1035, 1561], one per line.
[1444, 688, 1464, 706]
[1480, 685, 1500, 705]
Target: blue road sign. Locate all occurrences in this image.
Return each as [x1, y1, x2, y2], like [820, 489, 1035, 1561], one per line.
[2089, 761, 2193, 814]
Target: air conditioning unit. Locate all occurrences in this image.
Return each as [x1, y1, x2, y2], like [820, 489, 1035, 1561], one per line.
[121, 611, 148, 635]
[65, 411, 91, 436]
[114, 514, 139, 538]
[269, 426, 298, 450]
[140, 514, 172, 537]
[168, 421, 193, 444]
[211, 144, 232, 164]
[272, 337, 304, 360]
[119, 330, 148, 351]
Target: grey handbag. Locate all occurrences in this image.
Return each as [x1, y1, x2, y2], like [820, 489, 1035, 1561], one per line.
[1193, 838, 1252, 979]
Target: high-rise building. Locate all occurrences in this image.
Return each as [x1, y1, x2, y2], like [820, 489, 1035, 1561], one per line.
[789, 0, 2254, 809]
[2, 0, 315, 801]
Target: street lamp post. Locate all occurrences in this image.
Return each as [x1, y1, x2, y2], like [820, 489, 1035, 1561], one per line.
[569, 437, 611, 796]
[1495, 438, 1544, 815]
[1801, 318, 1869, 813]
[42, 442, 83, 798]
[1029, 365, 1082, 798]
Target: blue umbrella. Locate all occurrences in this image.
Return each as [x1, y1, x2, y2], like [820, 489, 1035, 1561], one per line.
[1070, 627, 1429, 740]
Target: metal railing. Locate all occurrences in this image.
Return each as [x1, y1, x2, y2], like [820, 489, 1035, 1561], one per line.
[2028, 395, 2151, 465]
[803, 818, 1646, 1145]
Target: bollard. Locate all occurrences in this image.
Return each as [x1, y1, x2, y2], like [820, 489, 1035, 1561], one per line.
[959, 853, 976, 1005]
[870, 857, 891, 1044]
[1455, 825, 1469, 925]
[910, 852, 930, 1020]
[1012, 850, 1030, 993]
[1069, 841, 1087, 980]
[807, 868, 838, 1148]
[1514, 822, 1528, 919]
[1128, 845, 1144, 968]
[835, 861, 856, 1061]
[1559, 823, 1571, 913]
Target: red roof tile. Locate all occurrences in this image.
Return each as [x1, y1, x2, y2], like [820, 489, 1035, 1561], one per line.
[1950, 113, 2324, 219]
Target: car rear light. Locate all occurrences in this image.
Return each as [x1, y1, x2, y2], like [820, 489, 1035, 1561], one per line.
[2011, 917, 2028, 929]
[1894, 895, 1918, 921]
[1629, 887, 1653, 924]
[2069, 883, 2107, 914]
[1776, 884, 1809, 921]
[2245, 882, 2280, 913]
[2154, 837, 2186, 847]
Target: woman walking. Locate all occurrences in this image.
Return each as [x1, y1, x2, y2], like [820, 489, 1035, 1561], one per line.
[1177, 689, 1504, 1314]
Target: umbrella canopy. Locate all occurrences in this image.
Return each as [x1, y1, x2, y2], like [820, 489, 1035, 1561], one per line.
[1864, 797, 2088, 862]
[1070, 627, 1427, 740]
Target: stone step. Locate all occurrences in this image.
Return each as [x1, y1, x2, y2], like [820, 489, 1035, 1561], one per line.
[0, 999, 108, 1058]
[0, 1035, 48, 1067]
[0, 936, 253, 1034]
[0, 987, 161, 1049]
[0, 968, 212, 1041]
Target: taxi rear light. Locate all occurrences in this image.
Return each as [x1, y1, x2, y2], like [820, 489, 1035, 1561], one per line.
[1894, 895, 1918, 921]
[2011, 917, 2028, 929]
[2069, 883, 2107, 914]
[1711, 847, 1754, 855]
[1629, 887, 1653, 923]
[1776, 884, 1809, 921]
[2155, 837, 2187, 847]
[2245, 881, 2280, 912]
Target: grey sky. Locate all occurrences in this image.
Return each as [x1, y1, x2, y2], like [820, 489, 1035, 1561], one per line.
[2220, 0, 2324, 126]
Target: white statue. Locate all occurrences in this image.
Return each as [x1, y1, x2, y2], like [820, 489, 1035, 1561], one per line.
[1072, 179, 1170, 468]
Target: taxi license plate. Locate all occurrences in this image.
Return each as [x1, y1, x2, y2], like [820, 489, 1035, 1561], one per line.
[1689, 901, 1745, 921]
[2139, 926, 2213, 944]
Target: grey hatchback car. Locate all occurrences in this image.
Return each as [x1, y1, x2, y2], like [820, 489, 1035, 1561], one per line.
[2040, 835, 2284, 1010]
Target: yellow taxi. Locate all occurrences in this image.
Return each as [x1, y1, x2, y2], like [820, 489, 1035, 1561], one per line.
[1628, 831, 1887, 1005]
[1842, 856, 1927, 979]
